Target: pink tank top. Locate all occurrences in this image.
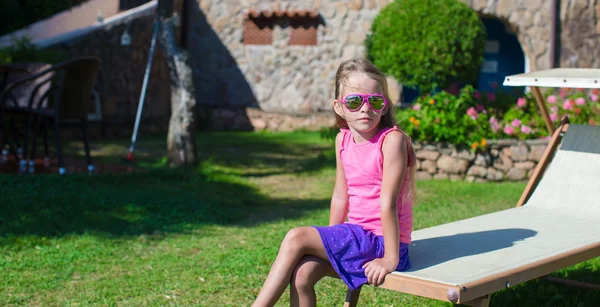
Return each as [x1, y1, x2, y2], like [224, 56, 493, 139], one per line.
[340, 126, 414, 244]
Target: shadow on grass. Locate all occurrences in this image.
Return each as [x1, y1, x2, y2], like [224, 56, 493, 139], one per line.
[0, 167, 329, 243]
[65, 131, 336, 176]
[484, 265, 600, 307]
[0, 130, 338, 244]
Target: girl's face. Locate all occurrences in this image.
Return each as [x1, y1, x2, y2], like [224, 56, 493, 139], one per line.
[333, 73, 385, 142]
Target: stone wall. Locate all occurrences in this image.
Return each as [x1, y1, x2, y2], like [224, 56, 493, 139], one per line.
[414, 139, 549, 182]
[188, 0, 399, 131]
[467, 0, 600, 70]
[42, 0, 600, 134]
[558, 0, 600, 68]
[190, 0, 600, 131]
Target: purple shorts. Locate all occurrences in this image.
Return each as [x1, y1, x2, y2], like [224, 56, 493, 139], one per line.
[313, 223, 410, 290]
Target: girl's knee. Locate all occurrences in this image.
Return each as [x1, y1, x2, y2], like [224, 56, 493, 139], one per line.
[282, 227, 310, 254]
[291, 258, 319, 288]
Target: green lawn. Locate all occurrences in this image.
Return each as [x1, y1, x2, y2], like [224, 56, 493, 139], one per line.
[1, 131, 598, 306]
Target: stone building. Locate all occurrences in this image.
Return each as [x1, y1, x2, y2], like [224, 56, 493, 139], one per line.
[187, 0, 600, 131]
[2, 0, 599, 134]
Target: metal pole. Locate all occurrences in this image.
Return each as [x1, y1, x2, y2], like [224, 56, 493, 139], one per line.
[127, 15, 160, 161]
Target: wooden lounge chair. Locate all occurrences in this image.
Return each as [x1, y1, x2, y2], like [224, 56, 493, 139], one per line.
[343, 69, 600, 307]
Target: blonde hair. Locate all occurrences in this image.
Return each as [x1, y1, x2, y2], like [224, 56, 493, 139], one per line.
[333, 58, 417, 205]
[333, 58, 397, 129]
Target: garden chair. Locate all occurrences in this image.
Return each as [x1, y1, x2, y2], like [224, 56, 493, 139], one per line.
[0, 56, 101, 174]
[342, 69, 600, 307]
[0, 62, 53, 163]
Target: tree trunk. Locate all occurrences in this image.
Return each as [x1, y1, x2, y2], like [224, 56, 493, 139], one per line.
[159, 0, 197, 166]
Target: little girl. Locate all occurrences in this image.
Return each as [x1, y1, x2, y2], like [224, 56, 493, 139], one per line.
[252, 58, 416, 307]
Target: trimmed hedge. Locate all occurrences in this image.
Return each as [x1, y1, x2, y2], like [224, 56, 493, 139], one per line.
[366, 0, 486, 93]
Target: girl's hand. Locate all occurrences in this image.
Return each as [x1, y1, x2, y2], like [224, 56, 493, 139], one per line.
[362, 258, 397, 286]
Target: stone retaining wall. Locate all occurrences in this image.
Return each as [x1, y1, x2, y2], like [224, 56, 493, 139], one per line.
[414, 139, 549, 182]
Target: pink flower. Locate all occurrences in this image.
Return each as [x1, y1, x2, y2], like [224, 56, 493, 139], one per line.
[511, 119, 522, 127]
[547, 95, 557, 104]
[550, 113, 558, 122]
[550, 106, 558, 113]
[489, 117, 500, 132]
[487, 92, 496, 102]
[412, 104, 421, 111]
[474, 91, 481, 99]
[590, 119, 596, 126]
[476, 104, 485, 112]
[517, 97, 526, 107]
[591, 94, 598, 102]
[504, 125, 515, 135]
[562, 100, 573, 110]
[559, 90, 567, 98]
[466, 107, 479, 120]
[575, 97, 586, 105]
[521, 125, 532, 134]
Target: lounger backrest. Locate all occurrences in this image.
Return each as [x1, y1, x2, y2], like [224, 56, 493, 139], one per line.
[526, 124, 600, 218]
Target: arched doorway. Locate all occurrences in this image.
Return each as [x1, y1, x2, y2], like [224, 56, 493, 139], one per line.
[477, 17, 525, 93]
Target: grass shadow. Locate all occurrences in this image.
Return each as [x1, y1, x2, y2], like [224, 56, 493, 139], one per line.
[0, 168, 330, 243]
[486, 264, 600, 307]
[62, 130, 336, 176]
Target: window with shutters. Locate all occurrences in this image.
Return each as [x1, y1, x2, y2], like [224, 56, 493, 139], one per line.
[289, 16, 319, 46]
[243, 16, 274, 45]
[243, 10, 321, 46]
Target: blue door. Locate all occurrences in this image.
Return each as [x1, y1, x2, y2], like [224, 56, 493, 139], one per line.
[477, 18, 525, 94]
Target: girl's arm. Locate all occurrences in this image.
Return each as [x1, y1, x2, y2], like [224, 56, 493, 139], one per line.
[363, 130, 409, 286]
[329, 131, 349, 226]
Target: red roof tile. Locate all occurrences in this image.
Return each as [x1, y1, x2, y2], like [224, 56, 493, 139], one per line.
[246, 9, 319, 19]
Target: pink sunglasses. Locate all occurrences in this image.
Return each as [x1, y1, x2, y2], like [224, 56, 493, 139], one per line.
[341, 94, 388, 112]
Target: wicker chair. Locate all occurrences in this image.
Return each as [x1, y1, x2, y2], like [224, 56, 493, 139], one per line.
[0, 62, 53, 163]
[0, 56, 101, 174]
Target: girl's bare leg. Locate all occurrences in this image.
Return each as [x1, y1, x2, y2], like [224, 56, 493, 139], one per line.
[252, 227, 329, 307]
[290, 255, 336, 307]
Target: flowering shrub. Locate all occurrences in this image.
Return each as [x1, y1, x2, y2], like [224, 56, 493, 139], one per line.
[397, 86, 600, 149]
[398, 85, 493, 149]
[497, 88, 600, 139]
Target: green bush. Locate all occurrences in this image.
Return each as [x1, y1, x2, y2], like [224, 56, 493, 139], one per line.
[366, 0, 486, 93]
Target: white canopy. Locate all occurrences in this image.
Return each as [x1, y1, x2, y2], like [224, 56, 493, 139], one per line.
[503, 68, 600, 89]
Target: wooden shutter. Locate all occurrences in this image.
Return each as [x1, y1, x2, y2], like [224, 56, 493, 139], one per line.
[289, 15, 319, 46]
[243, 17, 273, 45]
